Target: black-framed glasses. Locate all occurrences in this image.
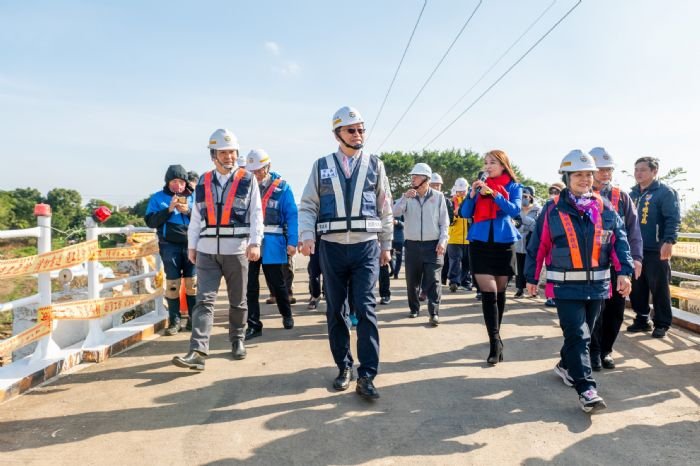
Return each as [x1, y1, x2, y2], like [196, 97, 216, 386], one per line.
[345, 128, 366, 134]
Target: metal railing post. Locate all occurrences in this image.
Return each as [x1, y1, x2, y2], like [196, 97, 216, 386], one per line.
[83, 217, 106, 348]
[30, 205, 61, 362]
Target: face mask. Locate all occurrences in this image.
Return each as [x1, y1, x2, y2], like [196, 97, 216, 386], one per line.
[522, 197, 531, 207]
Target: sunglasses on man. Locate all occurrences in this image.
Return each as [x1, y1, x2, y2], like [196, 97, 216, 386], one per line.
[549, 188, 561, 195]
[344, 128, 366, 134]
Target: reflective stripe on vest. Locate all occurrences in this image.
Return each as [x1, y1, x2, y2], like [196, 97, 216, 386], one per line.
[553, 194, 605, 269]
[261, 178, 283, 218]
[546, 269, 610, 282]
[203, 169, 246, 226]
[316, 153, 380, 234]
[264, 225, 284, 234]
[200, 226, 250, 237]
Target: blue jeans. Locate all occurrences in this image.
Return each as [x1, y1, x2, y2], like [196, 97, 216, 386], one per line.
[160, 242, 195, 280]
[556, 299, 603, 394]
[159, 242, 195, 322]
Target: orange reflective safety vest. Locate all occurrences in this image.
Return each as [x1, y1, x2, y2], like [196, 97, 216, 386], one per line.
[609, 186, 620, 214]
[544, 193, 610, 283]
[196, 168, 253, 238]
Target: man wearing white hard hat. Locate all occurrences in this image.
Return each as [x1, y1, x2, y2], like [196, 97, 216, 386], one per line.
[447, 177, 472, 292]
[588, 147, 643, 369]
[244, 149, 299, 342]
[393, 163, 449, 326]
[172, 128, 264, 371]
[299, 106, 393, 400]
[525, 150, 633, 413]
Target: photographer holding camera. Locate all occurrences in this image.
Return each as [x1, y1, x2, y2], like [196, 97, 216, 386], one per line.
[145, 164, 196, 336]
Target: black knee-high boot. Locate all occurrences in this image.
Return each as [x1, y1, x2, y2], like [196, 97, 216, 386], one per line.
[481, 292, 503, 364]
[497, 291, 506, 327]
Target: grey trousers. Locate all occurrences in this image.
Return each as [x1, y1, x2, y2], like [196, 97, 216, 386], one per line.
[189, 252, 248, 355]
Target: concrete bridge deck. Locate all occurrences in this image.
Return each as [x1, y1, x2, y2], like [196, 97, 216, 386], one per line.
[1, 270, 699, 465]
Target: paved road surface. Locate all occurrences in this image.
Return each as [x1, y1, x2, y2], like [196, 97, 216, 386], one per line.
[1, 270, 699, 465]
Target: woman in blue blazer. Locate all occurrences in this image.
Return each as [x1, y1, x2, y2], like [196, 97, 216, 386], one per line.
[460, 150, 522, 364]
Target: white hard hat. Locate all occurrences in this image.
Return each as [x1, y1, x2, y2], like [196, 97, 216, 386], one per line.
[430, 173, 443, 185]
[208, 129, 240, 151]
[409, 163, 432, 178]
[589, 147, 615, 168]
[453, 177, 468, 191]
[332, 106, 364, 130]
[559, 150, 598, 173]
[237, 154, 247, 167]
[246, 149, 271, 171]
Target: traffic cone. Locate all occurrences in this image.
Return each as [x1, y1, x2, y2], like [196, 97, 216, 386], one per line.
[180, 278, 188, 316]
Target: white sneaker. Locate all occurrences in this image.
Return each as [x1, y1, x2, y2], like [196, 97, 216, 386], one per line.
[579, 388, 607, 413]
[554, 362, 574, 387]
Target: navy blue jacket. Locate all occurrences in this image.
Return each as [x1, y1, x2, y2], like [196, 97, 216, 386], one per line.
[629, 180, 680, 252]
[525, 190, 634, 300]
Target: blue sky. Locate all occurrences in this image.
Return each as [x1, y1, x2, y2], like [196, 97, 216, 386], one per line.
[1, 0, 698, 209]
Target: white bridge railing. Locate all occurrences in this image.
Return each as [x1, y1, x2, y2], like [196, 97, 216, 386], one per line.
[0, 204, 165, 366]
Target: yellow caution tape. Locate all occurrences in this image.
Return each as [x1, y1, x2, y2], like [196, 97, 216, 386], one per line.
[95, 239, 159, 261]
[0, 321, 51, 356]
[38, 290, 164, 321]
[0, 240, 98, 279]
[0, 238, 160, 278]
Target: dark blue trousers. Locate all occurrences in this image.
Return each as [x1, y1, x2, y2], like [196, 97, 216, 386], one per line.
[556, 299, 603, 394]
[319, 239, 380, 379]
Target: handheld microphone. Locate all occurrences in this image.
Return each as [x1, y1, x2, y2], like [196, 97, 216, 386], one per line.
[475, 171, 488, 194]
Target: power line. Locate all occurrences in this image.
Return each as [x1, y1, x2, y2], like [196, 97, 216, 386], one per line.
[374, 0, 483, 152]
[412, 0, 557, 149]
[423, 0, 582, 149]
[367, 0, 428, 142]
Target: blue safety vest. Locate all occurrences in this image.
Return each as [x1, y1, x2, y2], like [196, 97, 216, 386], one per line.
[316, 152, 382, 235]
[261, 177, 287, 236]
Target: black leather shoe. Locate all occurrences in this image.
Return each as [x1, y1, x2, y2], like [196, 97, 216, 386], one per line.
[282, 317, 294, 329]
[356, 376, 380, 400]
[232, 340, 247, 360]
[172, 350, 205, 370]
[627, 321, 651, 333]
[651, 327, 667, 338]
[245, 327, 262, 341]
[602, 354, 615, 369]
[333, 367, 353, 391]
[514, 289, 524, 298]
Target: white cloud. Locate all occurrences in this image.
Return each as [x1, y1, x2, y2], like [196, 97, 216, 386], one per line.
[264, 41, 280, 56]
[273, 61, 301, 76]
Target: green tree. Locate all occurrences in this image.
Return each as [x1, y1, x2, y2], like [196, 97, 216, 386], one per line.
[682, 202, 700, 233]
[130, 197, 150, 219]
[9, 188, 43, 229]
[379, 148, 483, 196]
[85, 198, 115, 212]
[0, 191, 16, 229]
[46, 188, 85, 235]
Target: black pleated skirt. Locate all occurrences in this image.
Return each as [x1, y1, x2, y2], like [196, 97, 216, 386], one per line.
[470, 240, 516, 276]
